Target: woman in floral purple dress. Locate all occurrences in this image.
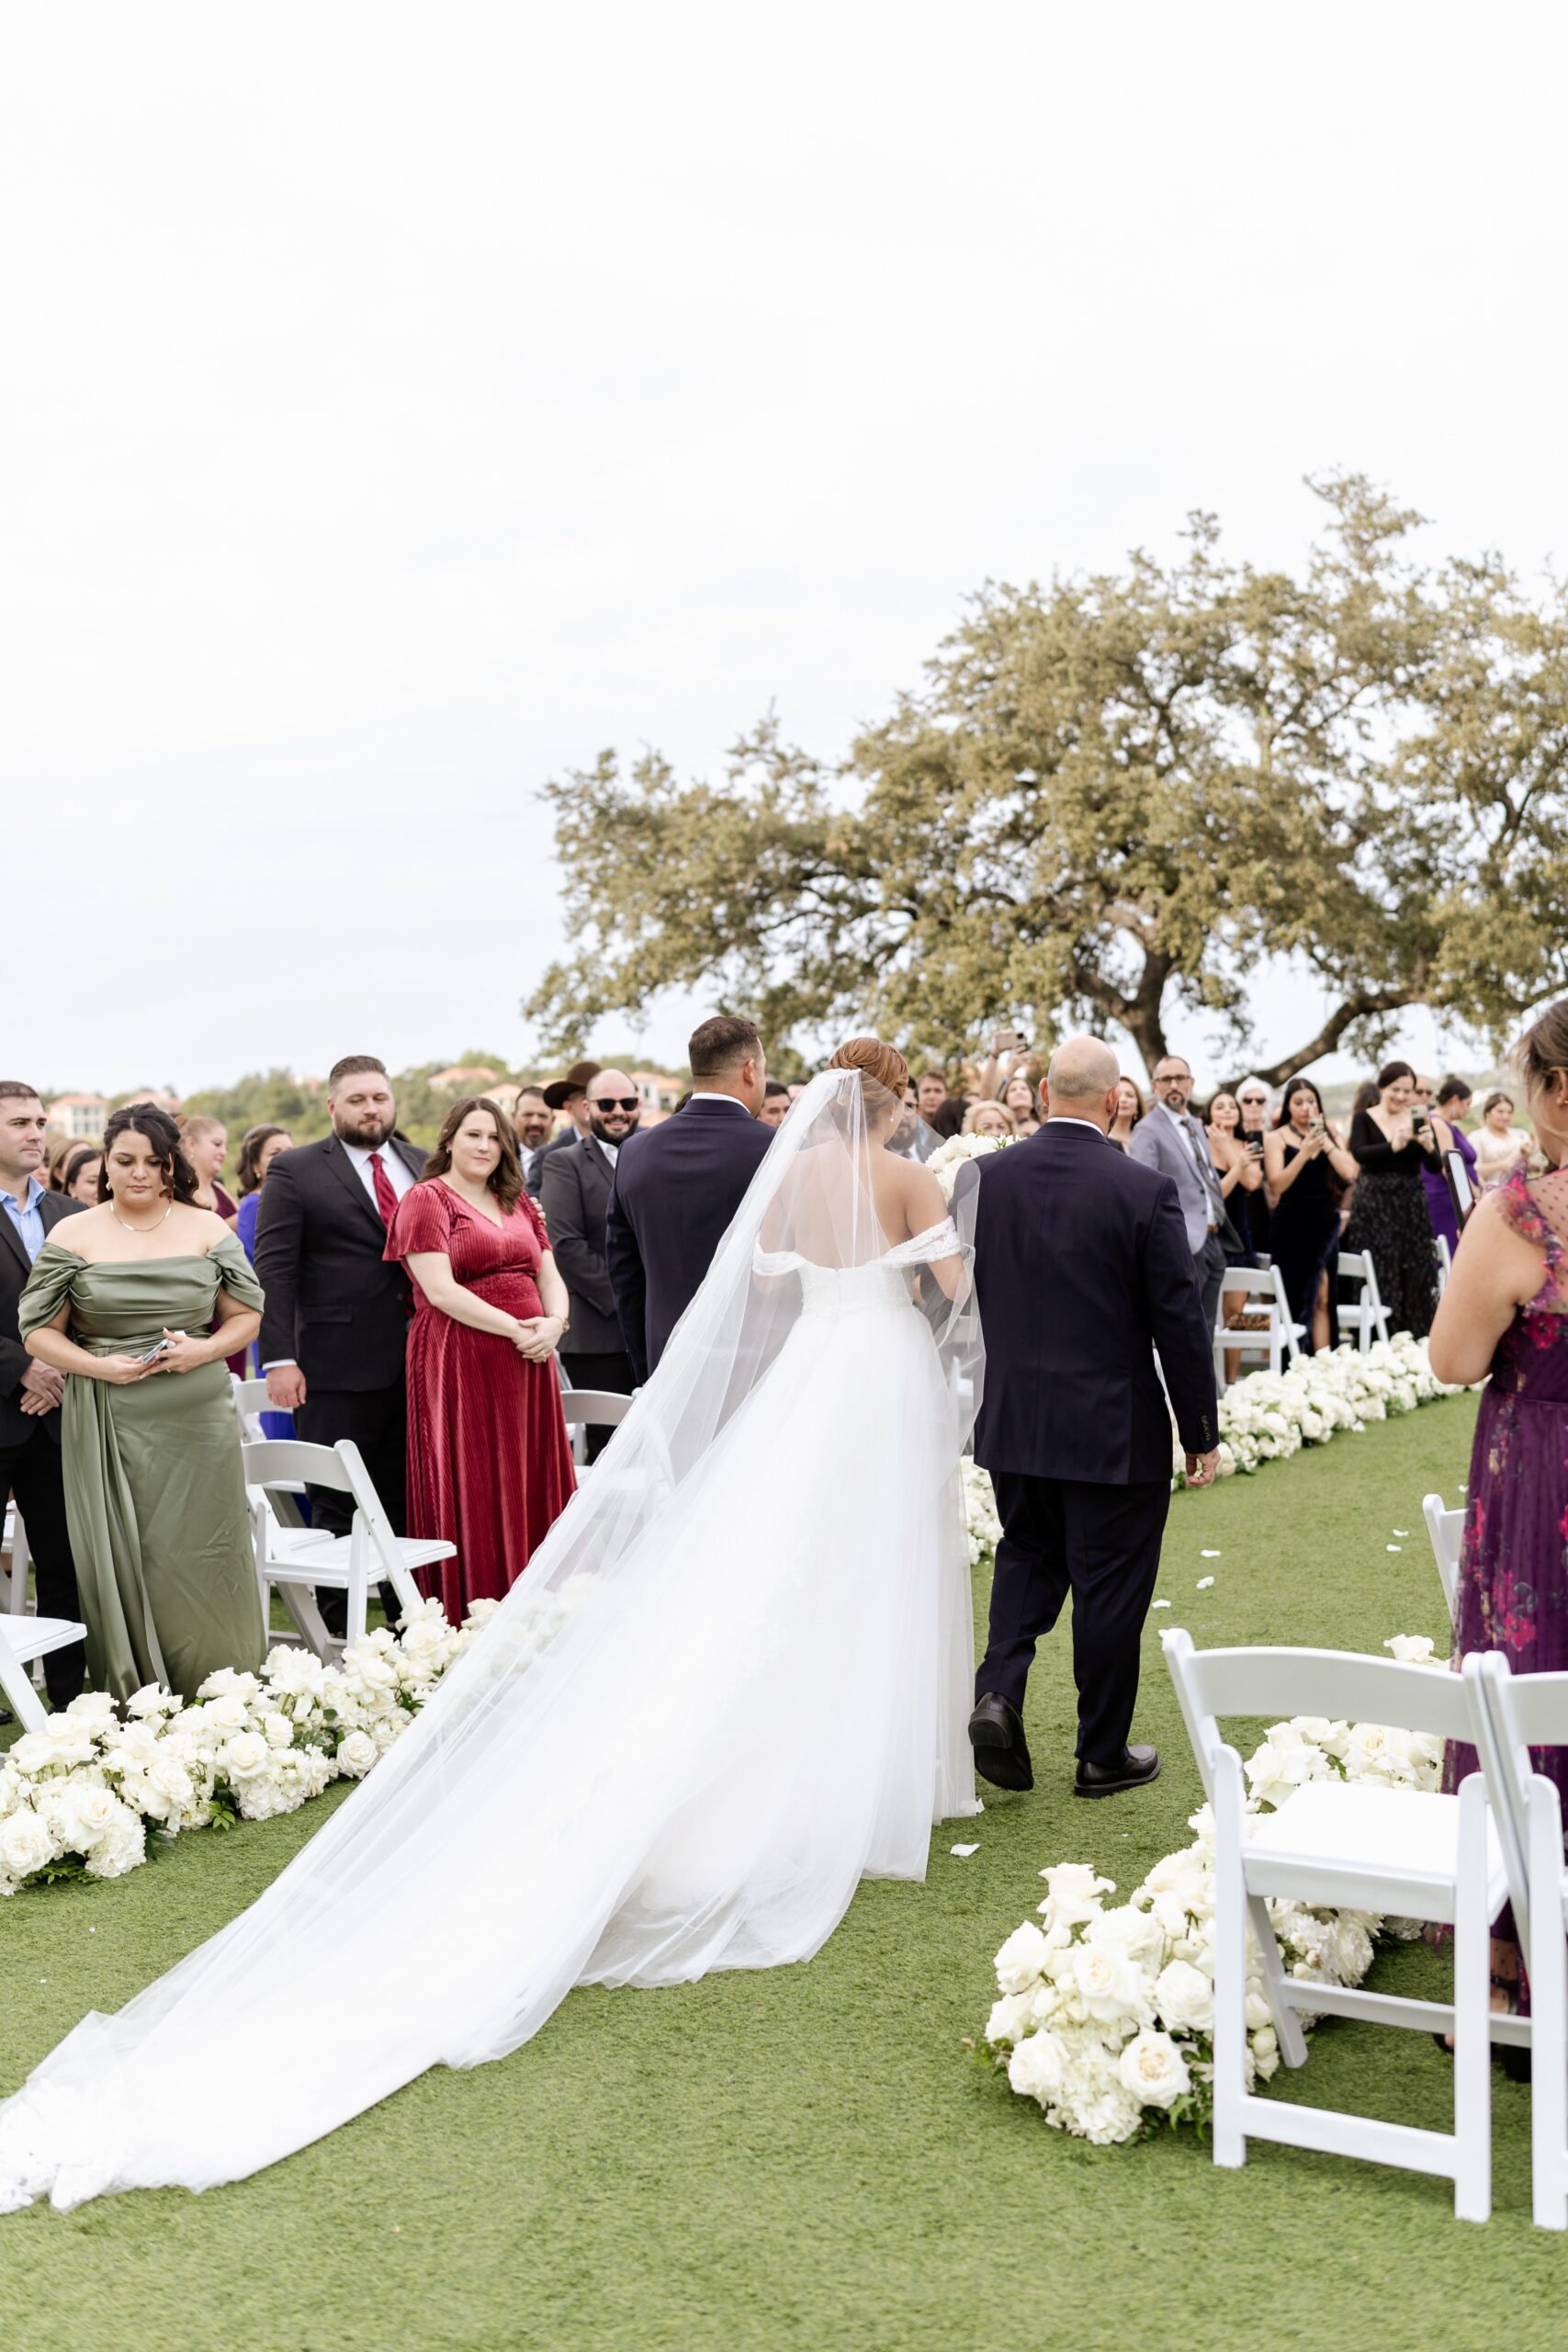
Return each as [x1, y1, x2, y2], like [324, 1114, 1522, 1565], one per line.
[1431, 999, 1568, 2019]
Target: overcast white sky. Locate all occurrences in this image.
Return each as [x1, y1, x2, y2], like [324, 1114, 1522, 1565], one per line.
[4, 2, 1562, 1095]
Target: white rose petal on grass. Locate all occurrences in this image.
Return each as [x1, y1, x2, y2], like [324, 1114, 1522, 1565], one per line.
[1118, 2030, 1191, 2110]
[1200, 1550, 1222, 1558]
[1151, 1600, 1171, 1610]
[950, 1843, 979, 1858]
[1196, 1577, 1214, 1590]
[1385, 1544, 1403, 1554]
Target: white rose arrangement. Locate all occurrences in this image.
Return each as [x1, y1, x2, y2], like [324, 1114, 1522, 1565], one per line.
[1178, 1335, 1458, 1485]
[970, 1634, 1444, 2143]
[0, 1597, 501, 1898]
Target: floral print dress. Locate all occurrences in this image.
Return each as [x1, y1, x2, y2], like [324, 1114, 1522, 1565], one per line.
[1445, 1169, 1568, 1912]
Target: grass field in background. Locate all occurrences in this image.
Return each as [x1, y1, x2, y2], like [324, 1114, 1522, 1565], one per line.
[7, 1390, 1563, 2352]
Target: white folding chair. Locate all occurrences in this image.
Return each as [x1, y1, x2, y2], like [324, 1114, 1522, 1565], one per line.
[1435, 1234, 1454, 1295]
[1423, 1492, 1464, 1617]
[1337, 1250, 1392, 1351]
[558, 1388, 634, 1473]
[1212, 1263, 1303, 1384]
[1471, 1656, 1568, 2229]
[1163, 1629, 1508, 2220]
[243, 1438, 455, 1657]
[0, 1611, 88, 1734]
[1, 1500, 31, 1617]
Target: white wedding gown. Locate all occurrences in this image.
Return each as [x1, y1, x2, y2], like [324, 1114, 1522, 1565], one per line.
[0, 1076, 981, 2211]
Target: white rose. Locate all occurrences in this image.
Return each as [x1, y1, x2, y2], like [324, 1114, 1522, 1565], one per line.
[994, 1921, 1052, 1995]
[1118, 2029, 1191, 2110]
[197, 1667, 261, 1702]
[264, 1647, 326, 1698]
[1250, 2024, 1280, 2079]
[61, 1784, 123, 1847]
[1383, 1635, 1438, 1667]
[85, 1813, 146, 1880]
[201, 1694, 251, 1734]
[0, 1807, 56, 1878]
[64, 1690, 118, 1725]
[262, 1713, 296, 1752]
[1006, 2029, 1067, 2106]
[219, 1732, 270, 1781]
[6, 1732, 55, 1777]
[1071, 1940, 1151, 2026]
[984, 1992, 1033, 2046]
[334, 1731, 378, 1779]
[126, 1683, 180, 1718]
[1084, 1905, 1166, 1968]
[41, 1718, 96, 1768]
[1154, 1958, 1215, 2035]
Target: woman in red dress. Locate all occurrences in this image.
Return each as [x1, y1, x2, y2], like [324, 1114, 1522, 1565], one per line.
[385, 1095, 576, 1618]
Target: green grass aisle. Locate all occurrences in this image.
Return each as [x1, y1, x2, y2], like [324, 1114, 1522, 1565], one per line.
[5, 1392, 1563, 2352]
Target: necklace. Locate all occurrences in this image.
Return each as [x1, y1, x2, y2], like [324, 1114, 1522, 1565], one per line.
[112, 1200, 175, 1238]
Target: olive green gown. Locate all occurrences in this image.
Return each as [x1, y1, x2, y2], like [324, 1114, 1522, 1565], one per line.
[18, 1235, 266, 1702]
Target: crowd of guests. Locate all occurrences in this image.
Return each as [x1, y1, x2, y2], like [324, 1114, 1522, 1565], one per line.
[0, 1013, 1555, 1728]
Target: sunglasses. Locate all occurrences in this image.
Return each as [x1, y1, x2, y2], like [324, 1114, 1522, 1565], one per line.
[592, 1096, 639, 1114]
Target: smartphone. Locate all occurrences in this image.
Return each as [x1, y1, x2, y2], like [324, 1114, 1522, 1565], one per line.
[1444, 1148, 1477, 1228]
[136, 1337, 173, 1366]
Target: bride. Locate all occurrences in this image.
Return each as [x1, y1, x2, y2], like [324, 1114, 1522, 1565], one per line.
[0, 1039, 984, 2212]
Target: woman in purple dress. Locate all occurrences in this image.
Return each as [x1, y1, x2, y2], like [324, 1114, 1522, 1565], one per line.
[1421, 1077, 1478, 1256]
[1431, 999, 1568, 2036]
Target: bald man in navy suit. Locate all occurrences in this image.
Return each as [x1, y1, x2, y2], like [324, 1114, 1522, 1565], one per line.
[958, 1037, 1219, 1800]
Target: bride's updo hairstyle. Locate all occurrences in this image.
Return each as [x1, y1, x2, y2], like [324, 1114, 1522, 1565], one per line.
[827, 1037, 908, 1127]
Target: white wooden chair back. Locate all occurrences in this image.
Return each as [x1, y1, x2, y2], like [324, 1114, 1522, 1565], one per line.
[1, 1500, 30, 1616]
[0, 1610, 88, 1735]
[1422, 1491, 1464, 1616]
[1435, 1234, 1454, 1295]
[558, 1388, 634, 1469]
[1163, 1627, 1506, 2220]
[231, 1374, 275, 1442]
[1335, 1250, 1391, 1351]
[1212, 1263, 1303, 1385]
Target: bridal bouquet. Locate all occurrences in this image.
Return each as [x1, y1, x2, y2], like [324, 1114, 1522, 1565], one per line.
[970, 1636, 1444, 2143]
[1182, 1336, 1458, 1483]
[927, 1131, 1010, 1202]
[0, 1598, 496, 1898]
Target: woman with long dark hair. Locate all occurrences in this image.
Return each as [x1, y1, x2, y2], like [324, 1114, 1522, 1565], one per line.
[1265, 1075, 1358, 1351]
[384, 1095, 575, 1617]
[17, 1103, 265, 1700]
[1342, 1059, 1444, 1337]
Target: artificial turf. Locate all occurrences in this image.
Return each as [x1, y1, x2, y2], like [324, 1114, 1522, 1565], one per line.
[3, 1388, 1562, 2352]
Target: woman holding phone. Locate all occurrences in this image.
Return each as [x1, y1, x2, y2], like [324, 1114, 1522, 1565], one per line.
[1265, 1075, 1358, 1351]
[18, 1103, 266, 1701]
[1341, 1059, 1445, 1338]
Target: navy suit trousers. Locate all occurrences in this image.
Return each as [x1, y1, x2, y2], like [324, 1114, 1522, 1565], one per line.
[976, 1471, 1170, 1764]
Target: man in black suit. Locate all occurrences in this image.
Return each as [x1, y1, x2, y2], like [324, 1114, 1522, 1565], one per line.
[960, 1037, 1219, 1800]
[513, 1086, 555, 1200]
[254, 1057, 426, 1600]
[0, 1081, 85, 1708]
[540, 1068, 640, 1458]
[530, 1060, 601, 1198]
[606, 1016, 772, 1385]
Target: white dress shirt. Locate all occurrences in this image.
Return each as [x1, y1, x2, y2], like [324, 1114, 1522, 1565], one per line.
[688, 1092, 753, 1114]
[595, 1136, 619, 1169]
[341, 1135, 417, 1208]
[1046, 1116, 1109, 1138]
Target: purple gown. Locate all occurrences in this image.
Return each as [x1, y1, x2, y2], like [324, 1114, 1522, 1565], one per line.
[1423, 1122, 1478, 1254]
[1445, 1169, 1568, 1945]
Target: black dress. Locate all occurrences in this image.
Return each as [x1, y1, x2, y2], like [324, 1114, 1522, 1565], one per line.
[1217, 1136, 1269, 1266]
[1341, 1112, 1441, 1339]
[1269, 1141, 1340, 1350]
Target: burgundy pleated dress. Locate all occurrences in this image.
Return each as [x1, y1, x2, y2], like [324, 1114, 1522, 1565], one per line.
[385, 1180, 576, 1619]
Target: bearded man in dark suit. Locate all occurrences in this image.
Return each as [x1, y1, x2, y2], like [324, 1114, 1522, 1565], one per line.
[540, 1068, 641, 1458]
[254, 1056, 426, 1592]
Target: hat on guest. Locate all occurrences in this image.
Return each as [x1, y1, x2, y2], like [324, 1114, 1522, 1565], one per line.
[541, 1059, 603, 1110]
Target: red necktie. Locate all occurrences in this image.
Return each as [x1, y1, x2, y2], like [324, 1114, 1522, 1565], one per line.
[368, 1150, 400, 1229]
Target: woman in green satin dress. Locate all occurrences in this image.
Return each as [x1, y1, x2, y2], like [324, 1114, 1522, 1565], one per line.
[18, 1104, 266, 1702]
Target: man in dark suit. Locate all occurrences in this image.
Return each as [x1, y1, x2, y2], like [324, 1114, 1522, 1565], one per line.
[530, 1061, 601, 1198]
[540, 1068, 640, 1457]
[0, 1081, 85, 1709]
[606, 1016, 772, 1385]
[960, 1037, 1219, 1800]
[513, 1086, 555, 1200]
[255, 1057, 426, 1593]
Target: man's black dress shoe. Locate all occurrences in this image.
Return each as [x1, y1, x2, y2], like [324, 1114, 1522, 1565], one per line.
[1074, 1744, 1160, 1798]
[968, 1693, 1032, 1792]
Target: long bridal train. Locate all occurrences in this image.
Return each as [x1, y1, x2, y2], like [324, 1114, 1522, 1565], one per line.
[0, 1070, 982, 2212]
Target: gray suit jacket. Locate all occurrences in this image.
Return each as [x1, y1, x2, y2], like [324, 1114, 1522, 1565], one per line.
[538, 1136, 622, 1352]
[1126, 1102, 1235, 1255]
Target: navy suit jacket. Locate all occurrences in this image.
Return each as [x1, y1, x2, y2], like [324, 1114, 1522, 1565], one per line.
[962, 1120, 1217, 1485]
[605, 1099, 773, 1384]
